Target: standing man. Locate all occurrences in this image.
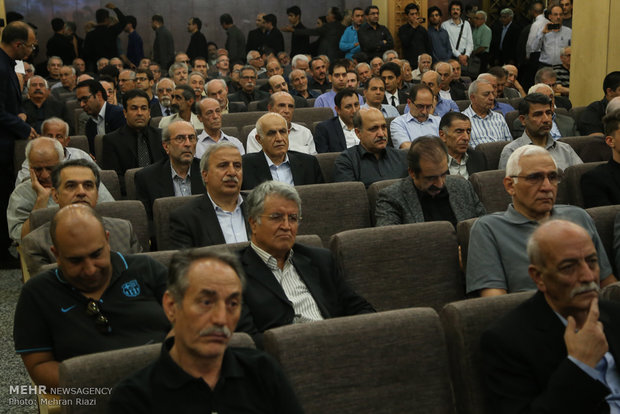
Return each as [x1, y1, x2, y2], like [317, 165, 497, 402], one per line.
[561, 0, 573, 28]
[358, 6, 394, 59]
[441, 1, 473, 70]
[287, 6, 310, 57]
[123, 16, 144, 69]
[427, 7, 453, 63]
[151, 15, 175, 71]
[490, 8, 520, 66]
[398, 3, 431, 70]
[219, 14, 245, 64]
[339, 7, 364, 60]
[246, 13, 265, 54]
[186, 17, 208, 62]
[471, 10, 491, 74]
[530, 4, 571, 67]
[261, 14, 285, 55]
[82, 3, 126, 72]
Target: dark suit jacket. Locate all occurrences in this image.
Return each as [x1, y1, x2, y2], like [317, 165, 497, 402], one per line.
[466, 147, 488, 176]
[490, 21, 521, 65]
[236, 243, 375, 347]
[482, 291, 620, 413]
[581, 158, 620, 208]
[86, 103, 126, 153]
[512, 112, 578, 138]
[227, 90, 270, 107]
[169, 193, 250, 249]
[23, 98, 69, 134]
[228, 101, 247, 113]
[134, 158, 205, 219]
[314, 116, 347, 153]
[241, 150, 324, 190]
[102, 125, 165, 194]
[256, 95, 308, 111]
[186, 31, 208, 61]
[149, 102, 164, 118]
[262, 28, 285, 54]
[382, 90, 409, 107]
[0, 48, 31, 143]
[246, 28, 264, 53]
[293, 22, 346, 62]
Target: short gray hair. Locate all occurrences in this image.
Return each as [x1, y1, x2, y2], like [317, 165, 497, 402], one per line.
[199, 142, 240, 172]
[505, 145, 556, 179]
[256, 112, 287, 138]
[246, 181, 302, 223]
[27, 75, 49, 89]
[41, 117, 70, 138]
[528, 83, 553, 95]
[167, 249, 246, 303]
[382, 49, 398, 61]
[356, 62, 370, 72]
[25, 137, 64, 163]
[291, 54, 309, 68]
[468, 78, 493, 97]
[206, 78, 227, 91]
[476, 10, 487, 20]
[162, 120, 195, 143]
[168, 62, 188, 77]
[120, 69, 136, 79]
[500, 8, 514, 17]
[246, 50, 259, 63]
[156, 77, 176, 90]
[189, 71, 205, 80]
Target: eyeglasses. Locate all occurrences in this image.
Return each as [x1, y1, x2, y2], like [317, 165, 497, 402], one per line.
[421, 171, 448, 183]
[413, 103, 434, 111]
[76, 94, 92, 103]
[510, 171, 563, 185]
[21, 42, 37, 50]
[169, 134, 197, 144]
[262, 213, 301, 224]
[86, 300, 112, 334]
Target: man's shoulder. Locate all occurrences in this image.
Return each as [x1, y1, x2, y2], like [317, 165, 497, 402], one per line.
[292, 242, 332, 262]
[242, 151, 266, 164]
[379, 177, 411, 196]
[288, 150, 316, 163]
[10, 179, 37, 201]
[135, 158, 168, 179]
[102, 216, 133, 229]
[552, 204, 591, 222]
[117, 252, 165, 274]
[170, 194, 209, 217]
[317, 116, 338, 128]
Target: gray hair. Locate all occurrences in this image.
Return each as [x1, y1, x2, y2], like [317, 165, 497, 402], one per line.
[246, 50, 259, 63]
[560, 46, 571, 57]
[41, 117, 70, 138]
[256, 112, 287, 138]
[206, 78, 227, 91]
[25, 137, 64, 163]
[168, 62, 188, 77]
[528, 83, 553, 95]
[505, 145, 556, 179]
[417, 54, 432, 65]
[27, 75, 49, 89]
[382, 49, 398, 61]
[476, 10, 487, 21]
[291, 54, 309, 68]
[162, 120, 195, 143]
[468, 78, 493, 97]
[199, 142, 240, 172]
[246, 180, 302, 223]
[47, 56, 63, 66]
[500, 8, 514, 17]
[120, 69, 136, 79]
[240, 65, 257, 76]
[61, 65, 76, 75]
[167, 249, 246, 303]
[156, 77, 176, 91]
[189, 71, 205, 80]
[606, 97, 620, 115]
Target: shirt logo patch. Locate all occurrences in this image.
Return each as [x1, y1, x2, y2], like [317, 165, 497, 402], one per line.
[61, 305, 76, 313]
[121, 279, 141, 297]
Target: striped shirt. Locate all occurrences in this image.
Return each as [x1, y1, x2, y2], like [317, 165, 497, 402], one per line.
[462, 106, 512, 148]
[250, 243, 324, 323]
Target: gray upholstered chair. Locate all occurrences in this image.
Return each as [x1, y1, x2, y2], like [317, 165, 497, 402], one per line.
[505, 110, 520, 139]
[68, 136, 89, 153]
[152, 194, 200, 251]
[94, 135, 104, 167]
[148, 116, 162, 128]
[440, 291, 535, 414]
[455, 99, 471, 112]
[100, 170, 121, 200]
[296, 182, 371, 245]
[366, 178, 400, 226]
[474, 141, 510, 170]
[222, 111, 265, 131]
[57, 333, 255, 414]
[559, 135, 611, 163]
[557, 161, 606, 207]
[263, 308, 456, 414]
[314, 152, 340, 183]
[329, 221, 464, 311]
[291, 107, 334, 125]
[586, 205, 620, 271]
[221, 126, 240, 140]
[457, 217, 478, 276]
[601, 281, 620, 302]
[469, 170, 511, 213]
[123, 167, 142, 201]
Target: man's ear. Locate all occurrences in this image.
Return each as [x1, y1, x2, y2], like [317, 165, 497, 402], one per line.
[519, 114, 527, 127]
[528, 264, 546, 292]
[504, 176, 516, 196]
[162, 291, 177, 325]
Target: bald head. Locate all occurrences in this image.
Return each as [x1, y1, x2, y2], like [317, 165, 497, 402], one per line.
[421, 70, 441, 96]
[268, 75, 288, 93]
[50, 204, 105, 247]
[528, 220, 592, 267]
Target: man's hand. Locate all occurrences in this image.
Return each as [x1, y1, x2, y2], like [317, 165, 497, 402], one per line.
[105, 2, 116, 9]
[458, 54, 468, 66]
[28, 127, 38, 140]
[29, 168, 52, 202]
[281, 25, 294, 33]
[564, 297, 608, 368]
[18, 113, 27, 121]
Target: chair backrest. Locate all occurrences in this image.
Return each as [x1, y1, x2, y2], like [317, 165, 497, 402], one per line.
[263, 308, 456, 414]
[241, 124, 255, 147]
[440, 291, 535, 414]
[291, 107, 334, 125]
[58, 332, 254, 414]
[221, 126, 239, 139]
[314, 152, 340, 183]
[558, 135, 611, 162]
[586, 205, 620, 272]
[247, 100, 260, 112]
[474, 141, 510, 170]
[469, 170, 511, 213]
[297, 182, 371, 245]
[152, 194, 200, 250]
[68, 136, 89, 153]
[73, 107, 84, 135]
[508, 97, 523, 110]
[100, 170, 122, 200]
[366, 178, 400, 225]
[455, 99, 471, 111]
[149, 116, 163, 128]
[94, 135, 104, 167]
[124, 167, 142, 200]
[64, 99, 79, 133]
[601, 281, 620, 302]
[397, 103, 407, 114]
[222, 111, 266, 131]
[330, 221, 464, 311]
[505, 110, 521, 139]
[306, 98, 316, 107]
[569, 105, 587, 123]
[13, 139, 28, 175]
[29, 200, 151, 252]
[456, 217, 478, 274]
[557, 161, 606, 207]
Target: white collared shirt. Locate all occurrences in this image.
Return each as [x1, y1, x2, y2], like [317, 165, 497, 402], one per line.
[265, 152, 294, 185]
[207, 192, 248, 244]
[246, 122, 316, 154]
[339, 116, 360, 148]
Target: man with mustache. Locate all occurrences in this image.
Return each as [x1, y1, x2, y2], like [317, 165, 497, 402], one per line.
[150, 77, 174, 117]
[23, 76, 68, 134]
[334, 107, 408, 187]
[169, 142, 249, 249]
[439, 112, 487, 179]
[102, 89, 166, 195]
[375, 136, 485, 226]
[108, 249, 304, 413]
[158, 84, 204, 131]
[499, 93, 582, 170]
[466, 145, 616, 297]
[21, 158, 142, 275]
[482, 219, 620, 413]
[390, 84, 440, 150]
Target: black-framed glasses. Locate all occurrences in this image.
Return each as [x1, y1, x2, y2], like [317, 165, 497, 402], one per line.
[169, 134, 197, 144]
[510, 171, 563, 185]
[76, 94, 92, 103]
[86, 300, 112, 334]
[413, 103, 434, 111]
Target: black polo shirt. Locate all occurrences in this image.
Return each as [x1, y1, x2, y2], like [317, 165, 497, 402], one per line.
[415, 183, 457, 226]
[108, 337, 304, 413]
[14, 252, 170, 361]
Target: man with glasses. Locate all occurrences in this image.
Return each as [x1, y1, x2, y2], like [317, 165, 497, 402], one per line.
[375, 136, 485, 226]
[466, 145, 616, 297]
[499, 94, 581, 170]
[391, 84, 440, 149]
[103, 89, 165, 194]
[14, 203, 170, 389]
[236, 180, 374, 347]
[158, 84, 204, 131]
[135, 68, 156, 106]
[227, 66, 268, 106]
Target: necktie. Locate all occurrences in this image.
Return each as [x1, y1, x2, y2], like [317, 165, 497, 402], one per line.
[137, 132, 151, 167]
[391, 96, 396, 107]
[164, 108, 170, 116]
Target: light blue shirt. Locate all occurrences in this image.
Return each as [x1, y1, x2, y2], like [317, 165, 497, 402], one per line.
[339, 25, 361, 59]
[462, 105, 512, 148]
[207, 192, 248, 244]
[170, 163, 192, 197]
[314, 90, 364, 115]
[195, 130, 246, 160]
[265, 153, 294, 185]
[390, 112, 441, 149]
[360, 103, 400, 118]
[404, 96, 458, 117]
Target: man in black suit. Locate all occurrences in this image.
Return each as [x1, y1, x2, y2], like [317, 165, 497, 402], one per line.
[169, 142, 250, 249]
[82, 3, 126, 72]
[135, 120, 204, 220]
[236, 180, 375, 347]
[582, 110, 620, 208]
[490, 8, 521, 66]
[23, 76, 69, 134]
[380, 62, 408, 108]
[482, 219, 620, 413]
[245, 13, 265, 54]
[314, 89, 360, 153]
[439, 112, 487, 178]
[261, 14, 284, 54]
[102, 89, 164, 194]
[150, 77, 174, 118]
[76, 79, 126, 153]
[205, 79, 247, 114]
[241, 113, 324, 190]
[227, 66, 269, 107]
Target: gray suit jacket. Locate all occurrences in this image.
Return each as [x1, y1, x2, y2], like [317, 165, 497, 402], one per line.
[375, 176, 487, 226]
[21, 217, 142, 276]
[512, 112, 578, 138]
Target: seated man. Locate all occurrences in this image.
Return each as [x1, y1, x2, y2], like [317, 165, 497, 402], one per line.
[237, 181, 375, 347]
[195, 98, 245, 159]
[420, 70, 459, 117]
[579, 71, 620, 136]
[314, 59, 363, 115]
[103, 89, 166, 194]
[150, 77, 175, 117]
[23, 76, 68, 134]
[227, 66, 269, 106]
[169, 143, 250, 249]
[499, 93, 582, 170]
[205, 79, 247, 114]
[21, 159, 142, 275]
[466, 145, 616, 297]
[375, 136, 485, 226]
[462, 78, 512, 148]
[435, 61, 466, 101]
[534, 67, 573, 111]
[13, 204, 170, 388]
[482, 219, 620, 413]
[360, 76, 400, 119]
[334, 107, 408, 187]
[8, 137, 114, 242]
[158, 84, 204, 131]
[314, 89, 361, 153]
[380, 62, 408, 107]
[581, 110, 620, 207]
[135, 121, 205, 220]
[439, 112, 487, 179]
[241, 113, 323, 190]
[256, 75, 308, 110]
[108, 249, 304, 413]
[289, 69, 320, 100]
[390, 84, 440, 149]
[477, 72, 515, 116]
[247, 92, 316, 155]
